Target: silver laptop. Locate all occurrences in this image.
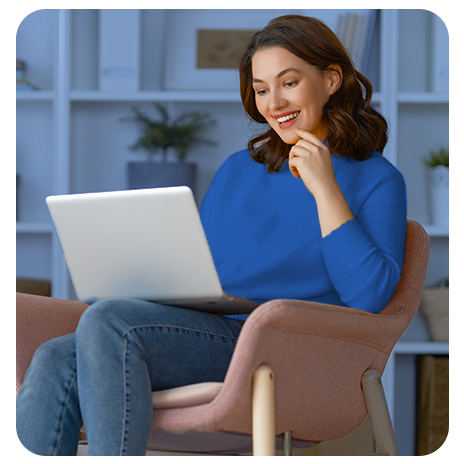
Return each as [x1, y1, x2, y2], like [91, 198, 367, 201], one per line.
[46, 186, 258, 314]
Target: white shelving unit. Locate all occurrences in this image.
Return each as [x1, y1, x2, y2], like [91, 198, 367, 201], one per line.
[16, 9, 449, 455]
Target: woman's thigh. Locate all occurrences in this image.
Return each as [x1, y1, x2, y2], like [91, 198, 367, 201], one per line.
[76, 298, 244, 391]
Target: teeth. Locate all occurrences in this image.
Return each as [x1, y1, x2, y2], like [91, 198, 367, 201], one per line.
[276, 112, 300, 124]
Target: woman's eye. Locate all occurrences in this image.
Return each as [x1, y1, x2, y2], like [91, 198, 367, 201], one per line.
[285, 81, 297, 88]
[255, 88, 267, 96]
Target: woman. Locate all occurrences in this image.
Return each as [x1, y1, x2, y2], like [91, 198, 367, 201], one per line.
[16, 15, 406, 456]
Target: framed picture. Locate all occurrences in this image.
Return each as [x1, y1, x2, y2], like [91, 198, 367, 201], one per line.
[163, 10, 294, 91]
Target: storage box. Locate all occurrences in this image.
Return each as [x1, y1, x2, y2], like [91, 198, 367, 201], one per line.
[16, 279, 51, 297]
[416, 355, 449, 455]
[99, 10, 140, 91]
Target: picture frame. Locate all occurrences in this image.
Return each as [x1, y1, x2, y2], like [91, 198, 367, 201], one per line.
[163, 10, 295, 91]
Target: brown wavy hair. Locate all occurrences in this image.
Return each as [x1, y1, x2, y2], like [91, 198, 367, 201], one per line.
[239, 15, 388, 173]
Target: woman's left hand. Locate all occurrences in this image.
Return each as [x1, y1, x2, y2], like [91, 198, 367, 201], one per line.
[289, 128, 354, 237]
[288, 128, 336, 199]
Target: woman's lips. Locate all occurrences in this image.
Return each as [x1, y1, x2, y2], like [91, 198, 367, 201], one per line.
[275, 111, 300, 128]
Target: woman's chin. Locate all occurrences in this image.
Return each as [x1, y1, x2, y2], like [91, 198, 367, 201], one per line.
[280, 134, 300, 145]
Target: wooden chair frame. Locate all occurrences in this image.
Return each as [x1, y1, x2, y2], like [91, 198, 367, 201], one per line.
[251, 365, 399, 456]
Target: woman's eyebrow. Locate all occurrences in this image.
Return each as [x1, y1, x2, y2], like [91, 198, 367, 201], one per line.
[252, 67, 302, 84]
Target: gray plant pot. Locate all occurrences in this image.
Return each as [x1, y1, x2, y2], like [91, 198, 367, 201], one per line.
[127, 161, 197, 192]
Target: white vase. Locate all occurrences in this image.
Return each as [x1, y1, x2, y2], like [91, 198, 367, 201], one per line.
[419, 287, 449, 342]
[429, 165, 449, 226]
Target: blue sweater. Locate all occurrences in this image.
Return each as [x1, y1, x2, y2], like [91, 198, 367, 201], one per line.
[200, 149, 407, 318]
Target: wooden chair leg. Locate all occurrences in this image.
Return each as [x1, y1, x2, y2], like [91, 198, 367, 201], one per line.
[361, 370, 400, 456]
[252, 364, 275, 456]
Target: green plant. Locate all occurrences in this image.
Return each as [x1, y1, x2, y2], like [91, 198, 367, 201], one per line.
[121, 103, 217, 162]
[423, 147, 449, 168]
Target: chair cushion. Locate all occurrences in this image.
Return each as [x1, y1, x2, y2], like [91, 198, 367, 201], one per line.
[152, 382, 223, 409]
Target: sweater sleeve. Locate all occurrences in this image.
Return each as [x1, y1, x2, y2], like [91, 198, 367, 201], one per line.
[321, 167, 407, 314]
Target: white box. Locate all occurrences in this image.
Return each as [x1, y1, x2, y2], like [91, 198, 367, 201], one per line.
[430, 13, 449, 93]
[99, 10, 140, 91]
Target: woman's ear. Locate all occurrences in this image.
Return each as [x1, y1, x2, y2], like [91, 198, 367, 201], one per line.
[326, 65, 343, 96]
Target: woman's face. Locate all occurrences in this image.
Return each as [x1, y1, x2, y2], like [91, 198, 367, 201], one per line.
[251, 46, 339, 145]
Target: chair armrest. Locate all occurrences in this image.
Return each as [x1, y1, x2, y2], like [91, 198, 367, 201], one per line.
[152, 382, 223, 409]
[16, 293, 88, 394]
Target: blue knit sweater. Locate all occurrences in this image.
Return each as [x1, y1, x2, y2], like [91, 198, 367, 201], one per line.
[200, 148, 407, 318]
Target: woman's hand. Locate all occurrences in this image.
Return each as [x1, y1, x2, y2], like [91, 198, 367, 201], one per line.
[288, 129, 336, 198]
[289, 128, 354, 237]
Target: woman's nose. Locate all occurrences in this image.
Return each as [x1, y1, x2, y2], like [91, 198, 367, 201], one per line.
[269, 90, 287, 112]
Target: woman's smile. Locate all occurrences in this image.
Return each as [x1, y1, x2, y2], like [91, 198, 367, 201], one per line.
[275, 111, 300, 127]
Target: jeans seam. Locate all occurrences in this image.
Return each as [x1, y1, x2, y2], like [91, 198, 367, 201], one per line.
[120, 338, 129, 456]
[52, 366, 78, 456]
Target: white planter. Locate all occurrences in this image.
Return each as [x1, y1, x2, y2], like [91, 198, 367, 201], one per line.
[419, 287, 449, 342]
[429, 165, 449, 226]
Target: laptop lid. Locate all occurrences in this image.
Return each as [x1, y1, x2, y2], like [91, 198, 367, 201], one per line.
[46, 187, 226, 306]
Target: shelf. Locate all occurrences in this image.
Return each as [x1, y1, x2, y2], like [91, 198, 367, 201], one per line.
[423, 224, 449, 237]
[395, 341, 449, 355]
[70, 90, 243, 103]
[16, 222, 54, 234]
[67, 90, 385, 105]
[16, 91, 55, 101]
[398, 92, 449, 104]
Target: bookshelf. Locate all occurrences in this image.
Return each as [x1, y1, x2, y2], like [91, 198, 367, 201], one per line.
[16, 9, 449, 455]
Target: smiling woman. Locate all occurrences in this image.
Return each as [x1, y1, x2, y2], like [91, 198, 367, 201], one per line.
[239, 15, 388, 173]
[201, 14, 405, 302]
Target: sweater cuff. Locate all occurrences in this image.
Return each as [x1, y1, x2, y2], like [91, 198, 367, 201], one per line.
[321, 219, 376, 281]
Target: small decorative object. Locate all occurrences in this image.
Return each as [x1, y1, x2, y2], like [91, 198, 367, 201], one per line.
[423, 147, 449, 226]
[16, 59, 40, 91]
[196, 29, 257, 70]
[419, 278, 449, 342]
[121, 103, 217, 191]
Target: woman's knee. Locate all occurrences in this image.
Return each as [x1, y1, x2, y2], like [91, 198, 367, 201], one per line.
[76, 299, 119, 332]
[23, 334, 77, 388]
[33, 334, 76, 368]
[75, 298, 135, 345]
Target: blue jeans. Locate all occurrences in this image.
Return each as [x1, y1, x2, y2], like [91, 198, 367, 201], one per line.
[16, 299, 244, 456]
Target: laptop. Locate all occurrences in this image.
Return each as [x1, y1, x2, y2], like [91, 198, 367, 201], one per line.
[46, 186, 258, 314]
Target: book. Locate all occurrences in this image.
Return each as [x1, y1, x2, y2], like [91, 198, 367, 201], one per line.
[337, 10, 378, 74]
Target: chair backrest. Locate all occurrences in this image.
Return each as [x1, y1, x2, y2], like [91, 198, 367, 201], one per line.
[380, 220, 430, 323]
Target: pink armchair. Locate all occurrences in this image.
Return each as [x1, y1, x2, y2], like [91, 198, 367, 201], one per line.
[16, 220, 430, 455]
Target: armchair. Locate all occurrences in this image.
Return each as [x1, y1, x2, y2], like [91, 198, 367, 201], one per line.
[16, 220, 430, 455]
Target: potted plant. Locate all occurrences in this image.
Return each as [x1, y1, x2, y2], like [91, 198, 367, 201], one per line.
[121, 103, 217, 191]
[419, 278, 449, 342]
[423, 147, 449, 226]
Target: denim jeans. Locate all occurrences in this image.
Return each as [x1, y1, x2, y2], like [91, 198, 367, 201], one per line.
[16, 299, 244, 456]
